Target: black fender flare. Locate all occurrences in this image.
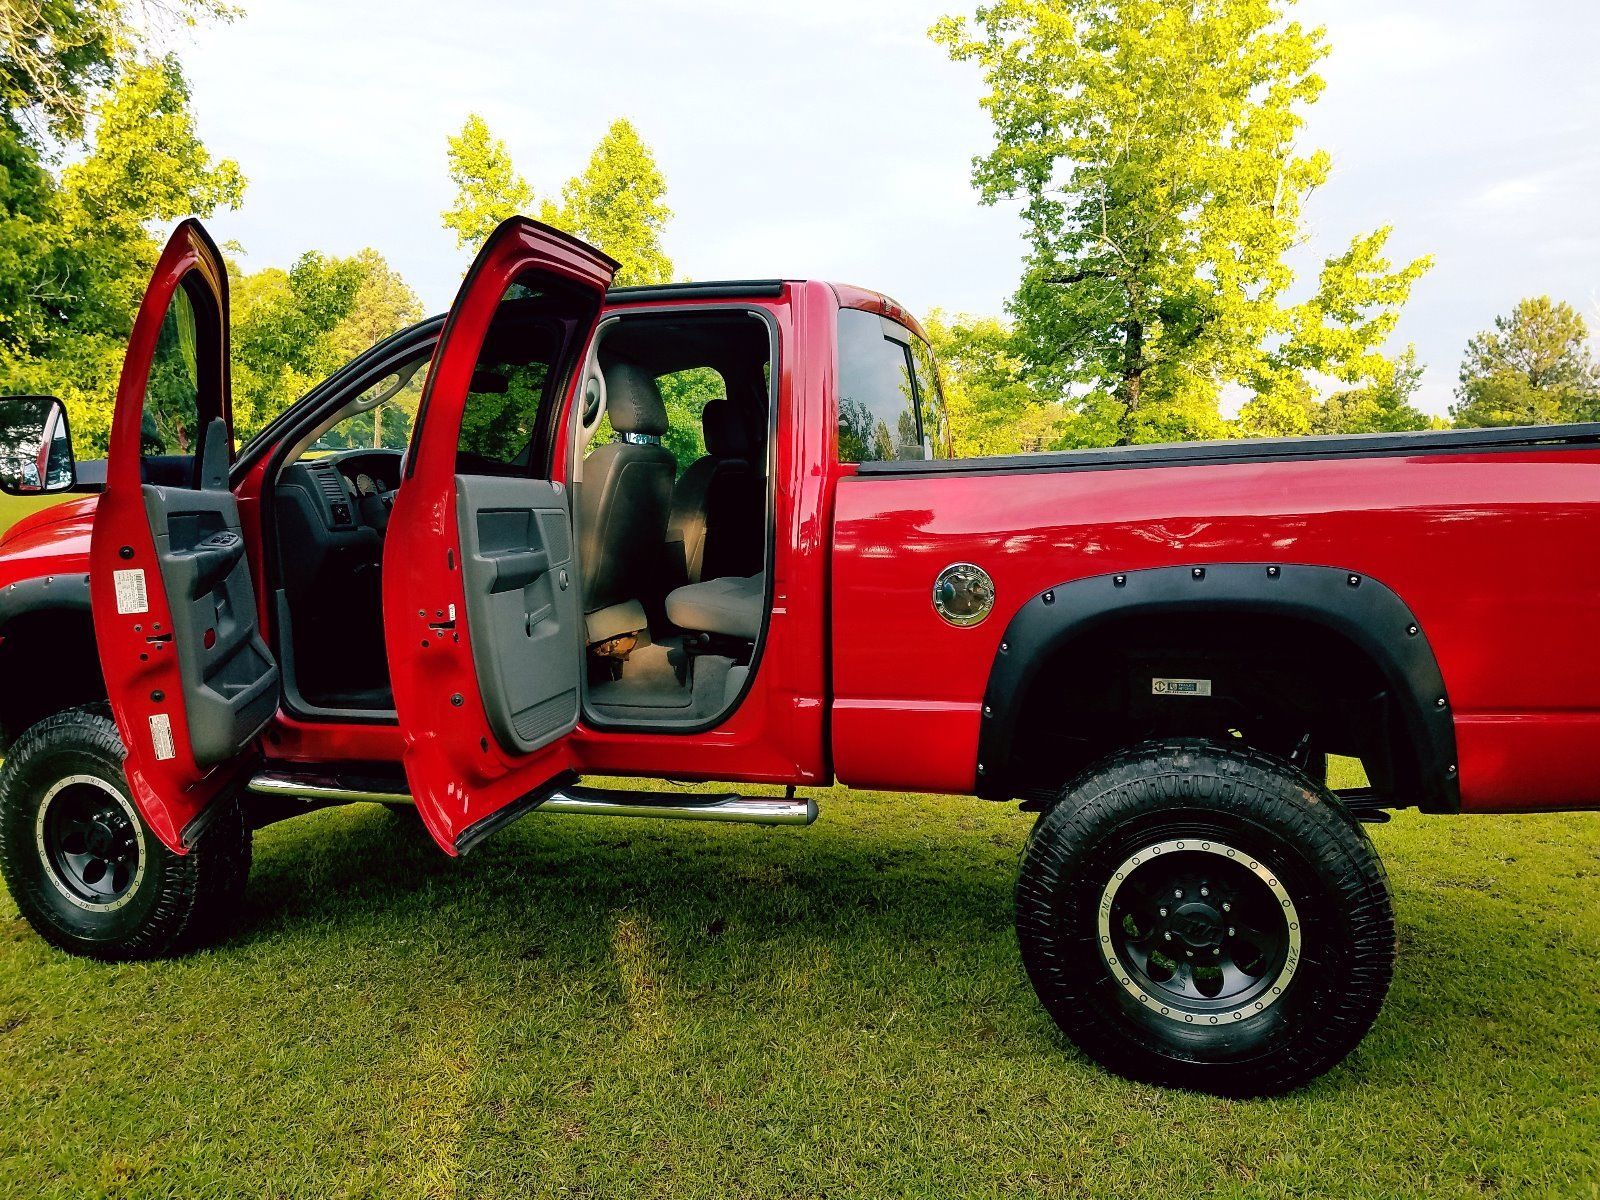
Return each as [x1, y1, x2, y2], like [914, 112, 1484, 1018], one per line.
[976, 563, 1459, 812]
[0, 572, 93, 627]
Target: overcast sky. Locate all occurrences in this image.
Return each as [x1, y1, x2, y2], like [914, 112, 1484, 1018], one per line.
[180, 0, 1600, 416]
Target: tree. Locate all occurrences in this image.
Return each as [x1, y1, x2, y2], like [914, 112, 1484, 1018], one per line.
[230, 248, 423, 439]
[441, 114, 533, 250]
[0, 55, 245, 451]
[442, 115, 674, 285]
[923, 309, 1067, 455]
[1236, 346, 1434, 437]
[0, 0, 235, 141]
[1313, 347, 1433, 434]
[1451, 297, 1600, 428]
[553, 118, 672, 286]
[932, 0, 1430, 445]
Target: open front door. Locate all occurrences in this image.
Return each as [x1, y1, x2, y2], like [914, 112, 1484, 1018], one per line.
[384, 218, 617, 854]
[90, 220, 280, 853]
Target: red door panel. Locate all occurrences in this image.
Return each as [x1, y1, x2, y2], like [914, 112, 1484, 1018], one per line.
[90, 220, 279, 852]
[383, 218, 616, 855]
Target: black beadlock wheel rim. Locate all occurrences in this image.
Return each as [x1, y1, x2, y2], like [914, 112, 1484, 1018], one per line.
[34, 775, 146, 910]
[1096, 838, 1302, 1025]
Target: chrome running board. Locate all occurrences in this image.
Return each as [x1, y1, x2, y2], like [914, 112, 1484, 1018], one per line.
[539, 784, 817, 825]
[245, 774, 816, 827]
[247, 772, 413, 805]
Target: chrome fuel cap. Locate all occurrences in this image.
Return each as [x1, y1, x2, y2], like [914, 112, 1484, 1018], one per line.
[932, 562, 995, 627]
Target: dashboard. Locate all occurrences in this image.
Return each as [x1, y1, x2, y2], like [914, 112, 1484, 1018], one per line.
[281, 448, 404, 534]
[272, 448, 406, 626]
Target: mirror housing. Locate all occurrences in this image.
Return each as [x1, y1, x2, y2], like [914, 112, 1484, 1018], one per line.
[0, 396, 77, 495]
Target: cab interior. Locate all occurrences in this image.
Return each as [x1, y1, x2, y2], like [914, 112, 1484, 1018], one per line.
[265, 299, 774, 731]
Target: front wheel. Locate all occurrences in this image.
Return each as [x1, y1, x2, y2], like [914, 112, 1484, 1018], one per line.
[0, 707, 251, 960]
[1016, 739, 1394, 1097]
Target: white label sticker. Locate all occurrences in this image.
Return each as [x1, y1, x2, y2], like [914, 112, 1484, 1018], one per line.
[113, 568, 149, 615]
[148, 713, 176, 761]
[1152, 677, 1212, 697]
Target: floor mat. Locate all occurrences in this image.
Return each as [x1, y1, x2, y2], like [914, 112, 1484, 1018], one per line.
[588, 640, 734, 723]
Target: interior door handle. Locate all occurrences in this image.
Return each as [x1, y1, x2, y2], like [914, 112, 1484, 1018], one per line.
[184, 531, 245, 598]
[487, 547, 550, 593]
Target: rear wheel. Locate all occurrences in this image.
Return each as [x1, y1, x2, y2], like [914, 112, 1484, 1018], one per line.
[0, 707, 251, 960]
[1016, 738, 1394, 1096]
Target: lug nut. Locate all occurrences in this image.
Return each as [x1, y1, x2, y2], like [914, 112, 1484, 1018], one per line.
[1212, 947, 1221, 956]
[1164, 932, 1173, 941]
[1159, 907, 1168, 917]
[1228, 927, 1236, 937]
[1173, 889, 1183, 899]
[1200, 886, 1209, 897]
[1186, 950, 1194, 958]
[1222, 902, 1231, 912]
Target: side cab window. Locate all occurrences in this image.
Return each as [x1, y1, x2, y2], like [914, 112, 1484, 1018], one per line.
[836, 308, 950, 462]
[142, 277, 225, 483]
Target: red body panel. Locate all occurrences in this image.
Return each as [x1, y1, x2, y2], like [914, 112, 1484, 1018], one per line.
[563, 282, 832, 788]
[829, 449, 1600, 812]
[0, 497, 95, 578]
[88, 221, 237, 852]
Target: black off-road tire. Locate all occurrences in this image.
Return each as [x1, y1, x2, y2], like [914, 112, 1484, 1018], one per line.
[1016, 738, 1394, 1097]
[0, 706, 251, 961]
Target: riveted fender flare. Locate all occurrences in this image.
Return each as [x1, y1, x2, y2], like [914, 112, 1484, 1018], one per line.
[0, 573, 92, 627]
[975, 563, 1460, 812]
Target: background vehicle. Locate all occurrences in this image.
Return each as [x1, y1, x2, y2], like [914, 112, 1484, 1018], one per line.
[1, 217, 1597, 1096]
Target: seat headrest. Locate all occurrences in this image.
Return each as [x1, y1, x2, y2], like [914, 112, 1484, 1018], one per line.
[600, 357, 668, 437]
[701, 398, 752, 460]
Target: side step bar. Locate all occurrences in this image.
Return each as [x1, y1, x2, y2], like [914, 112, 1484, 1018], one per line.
[245, 774, 817, 827]
[247, 771, 414, 806]
[541, 784, 817, 825]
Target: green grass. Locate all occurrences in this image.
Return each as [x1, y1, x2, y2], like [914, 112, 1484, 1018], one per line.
[1, 769, 1597, 1199]
[0, 490, 78, 531]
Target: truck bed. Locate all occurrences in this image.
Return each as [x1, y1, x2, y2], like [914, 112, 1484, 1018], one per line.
[831, 422, 1600, 813]
[856, 422, 1600, 476]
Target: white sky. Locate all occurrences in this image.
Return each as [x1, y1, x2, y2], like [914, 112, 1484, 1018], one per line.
[180, 0, 1600, 416]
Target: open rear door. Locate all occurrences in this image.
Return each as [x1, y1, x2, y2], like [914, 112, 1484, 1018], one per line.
[384, 218, 617, 855]
[90, 220, 280, 853]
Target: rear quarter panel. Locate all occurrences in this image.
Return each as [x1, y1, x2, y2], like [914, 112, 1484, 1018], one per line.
[830, 449, 1600, 812]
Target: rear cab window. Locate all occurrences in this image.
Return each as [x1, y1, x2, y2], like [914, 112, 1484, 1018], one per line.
[836, 307, 951, 462]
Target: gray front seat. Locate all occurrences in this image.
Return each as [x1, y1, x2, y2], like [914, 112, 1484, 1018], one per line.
[578, 355, 676, 640]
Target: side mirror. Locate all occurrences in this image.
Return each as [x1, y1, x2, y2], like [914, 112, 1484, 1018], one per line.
[0, 396, 77, 495]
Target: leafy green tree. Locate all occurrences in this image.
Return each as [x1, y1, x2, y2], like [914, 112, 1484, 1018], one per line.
[655, 367, 723, 468]
[442, 115, 674, 285]
[1, 0, 235, 141]
[0, 55, 245, 451]
[231, 248, 422, 439]
[922, 309, 1066, 455]
[932, 0, 1430, 445]
[1313, 347, 1434, 434]
[1451, 297, 1600, 428]
[1235, 349, 1433, 438]
[0, 114, 73, 358]
[441, 114, 534, 250]
[553, 119, 672, 286]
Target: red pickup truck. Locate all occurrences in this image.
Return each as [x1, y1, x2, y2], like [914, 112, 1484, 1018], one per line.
[0, 217, 1595, 1097]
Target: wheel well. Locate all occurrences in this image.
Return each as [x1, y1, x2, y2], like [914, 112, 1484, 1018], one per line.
[0, 609, 107, 751]
[1004, 610, 1423, 806]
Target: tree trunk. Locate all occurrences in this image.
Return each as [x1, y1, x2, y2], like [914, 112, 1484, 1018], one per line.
[1115, 318, 1145, 446]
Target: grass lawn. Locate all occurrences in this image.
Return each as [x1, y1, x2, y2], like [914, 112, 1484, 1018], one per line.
[0, 765, 1597, 1199]
[0, 490, 78, 531]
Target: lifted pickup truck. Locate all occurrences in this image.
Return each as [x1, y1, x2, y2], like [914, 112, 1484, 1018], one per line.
[1, 217, 1597, 1097]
